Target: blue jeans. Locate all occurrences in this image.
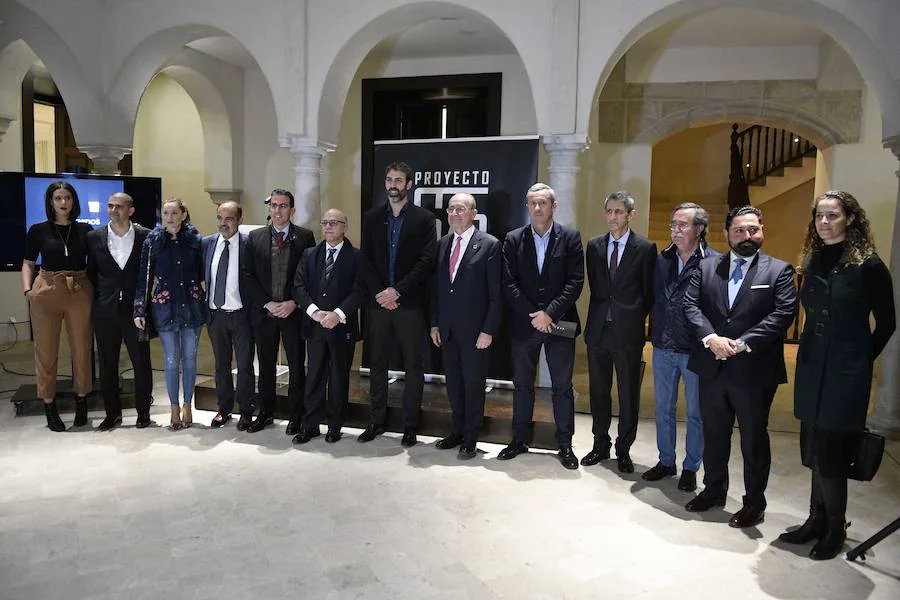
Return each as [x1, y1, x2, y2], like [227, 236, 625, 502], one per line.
[652, 347, 703, 471]
[158, 326, 201, 407]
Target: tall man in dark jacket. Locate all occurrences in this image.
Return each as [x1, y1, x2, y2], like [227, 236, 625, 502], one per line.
[683, 205, 796, 528]
[359, 161, 436, 447]
[498, 183, 584, 470]
[644, 202, 717, 492]
[582, 191, 657, 473]
[243, 189, 316, 433]
[86, 192, 153, 430]
[430, 193, 502, 459]
[202, 201, 255, 430]
[292, 208, 365, 444]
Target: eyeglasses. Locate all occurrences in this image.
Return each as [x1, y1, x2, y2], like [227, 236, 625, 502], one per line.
[669, 221, 693, 231]
[320, 219, 346, 227]
[526, 200, 551, 209]
[446, 206, 470, 214]
[269, 203, 291, 210]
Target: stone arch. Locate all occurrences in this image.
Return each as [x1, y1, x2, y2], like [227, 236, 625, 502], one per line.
[579, 0, 900, 142]
[315, 0, 541, 146]
[0, 38, 38, 124]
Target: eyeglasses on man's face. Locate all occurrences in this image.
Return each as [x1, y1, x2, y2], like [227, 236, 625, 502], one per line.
[446, 206, 471, 215]
[269, 202, 291, 211]
[669, 220, 694, 231]
[320, 219, 346, 227]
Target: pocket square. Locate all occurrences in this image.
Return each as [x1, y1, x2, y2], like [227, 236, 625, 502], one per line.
[750, 284, 771, 289]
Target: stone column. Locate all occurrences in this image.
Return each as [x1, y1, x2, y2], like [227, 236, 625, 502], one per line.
[282, 134, 335, 230]
[871, 137, 900, 437]
[206, 188, 244, 206]
[543, 133, 589, 226]
[80, 145, 131, 175]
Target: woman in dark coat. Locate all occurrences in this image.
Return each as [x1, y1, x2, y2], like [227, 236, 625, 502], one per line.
[134, 197, 208, 430]
[780, 190, 895, 559]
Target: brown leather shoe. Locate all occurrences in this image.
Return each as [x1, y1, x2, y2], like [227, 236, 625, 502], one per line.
[236, 413, 253, 431]
[729, 504, 765, 528]
[211, 412, 232, 428]
[685, 491, 727, 512]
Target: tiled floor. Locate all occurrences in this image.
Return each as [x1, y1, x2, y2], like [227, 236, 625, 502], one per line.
[1, 337, 899, 599]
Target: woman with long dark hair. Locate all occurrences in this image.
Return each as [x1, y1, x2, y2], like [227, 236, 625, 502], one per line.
[134, 197, 207, 430]
[22, 181, 94, 431]
[780, 190, 896, 559]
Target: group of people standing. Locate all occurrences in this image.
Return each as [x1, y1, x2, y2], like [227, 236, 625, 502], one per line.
[22, 165, 894, 561]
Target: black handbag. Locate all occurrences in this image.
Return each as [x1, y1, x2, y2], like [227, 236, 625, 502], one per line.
[136, 246, 158, 342]
[848, 429, 885, 482]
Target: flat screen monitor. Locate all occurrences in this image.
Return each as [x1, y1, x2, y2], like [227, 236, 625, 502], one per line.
[0, 172, 162, 271]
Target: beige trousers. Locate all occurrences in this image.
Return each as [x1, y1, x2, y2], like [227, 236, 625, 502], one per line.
[28, 270, 93, 399]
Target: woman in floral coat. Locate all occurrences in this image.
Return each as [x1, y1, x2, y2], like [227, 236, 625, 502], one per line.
[134, 197, 208, 429]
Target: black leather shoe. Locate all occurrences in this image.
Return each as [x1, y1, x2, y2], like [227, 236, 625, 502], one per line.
[44, 402, 66, 432]
[135, 412, 152, 429]
[285, 419, 301, 436]
[729, 504, 765, 528]
[809, 520, 848, 560]
[617, 454, 635, 474]
[236, 413, 253, 431]
[357, 424, 386, 443]
[97, 415, 122, 431]
[401, 428, 417, 447]
[210, 412, 232, 428]
[579, 444, 611, 466]
[292, 427, 321, 444]
[247, 414, 274, 433]
[642, 462, 676, 481]
[325, 429, 342, 443]
[497, 439, 528, 461]
[685, 491, 727, 512]
[558, 446, 579, 470]
[779, 512, 826, 545]
[73, 397, 89, 427]
[458, 441, 477, 460]
[435, 433, 464, 450]
[678, 469, 698, 492]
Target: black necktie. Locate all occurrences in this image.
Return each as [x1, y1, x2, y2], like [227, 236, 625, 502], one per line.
[214, 240, 229, 308]
[607, 240, 619, 321]
[325, 247, 336, 282]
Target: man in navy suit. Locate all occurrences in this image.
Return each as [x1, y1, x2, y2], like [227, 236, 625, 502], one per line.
[581, 191, 657, 473]
[202, 201, 256, 430]
[85, 192, 153, 430]
[430, 193, 502, 459]
[291, 209, 365, 444]
[498, 183, 584, 470]
[683, 205, 796, 528]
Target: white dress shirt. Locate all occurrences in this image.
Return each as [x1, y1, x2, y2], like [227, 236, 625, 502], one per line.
[606, 228, 631, 269]
[107, 222, 135, 270]
[448, 225, 476, 283]
[306, 240, 347, 323]
[209, 234, 243, 310]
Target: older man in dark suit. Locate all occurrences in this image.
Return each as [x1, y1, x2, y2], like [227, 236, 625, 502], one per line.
[86, 192, 153, 430]
[202, 201, 255, 430]
[358, 161, 436, 447]
[498, 183, 584, 470]
[683, 205, 796, 528]
[291, 208, 365, 444]
[430, 193, 502, 459]
[243, 189, 316, 433]
[581, 190, 657, 473]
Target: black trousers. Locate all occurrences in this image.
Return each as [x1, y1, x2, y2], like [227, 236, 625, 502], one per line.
[94, 304, 153, 418]
[303, 333, 355, 432]
[367, 306, 425, 427]
[254, 315, 305, 417]
[700, 376, 777, 507]
[442, 334, 489, 441]
[511, 329, 576, 447]
[208, 308, 255, 415]
[587, 325, 643, 456]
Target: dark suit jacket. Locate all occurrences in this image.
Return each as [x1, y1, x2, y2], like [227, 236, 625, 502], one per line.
[86, 223, 150, 321]
[360, 202, 436, 309]
[502, 222, 584, 339]
[584, 230, 657, 348]
[201, 232, 251, 308]
[431, 229, 502, 344]
[684, 251, 797, 385]
[293, 239, 365, 342]
[243, 223, 316, 325]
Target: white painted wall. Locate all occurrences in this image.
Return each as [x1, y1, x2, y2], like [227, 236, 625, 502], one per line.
[625, 46, 820, 83]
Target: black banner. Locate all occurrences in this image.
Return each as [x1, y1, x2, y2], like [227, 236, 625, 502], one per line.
[363, 136, 539, 382]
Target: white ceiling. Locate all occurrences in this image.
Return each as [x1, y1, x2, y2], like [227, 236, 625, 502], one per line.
[185, 36, 259, 69]
[369, 17, 517, 60]
[636, 8, 826, 49]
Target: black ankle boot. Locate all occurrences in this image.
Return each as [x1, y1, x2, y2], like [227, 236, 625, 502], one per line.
[44, 402, 66, 432]
[73, 397, 88, 427]
[810, 519, 848, 560]
[779, 510, 826, 544]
